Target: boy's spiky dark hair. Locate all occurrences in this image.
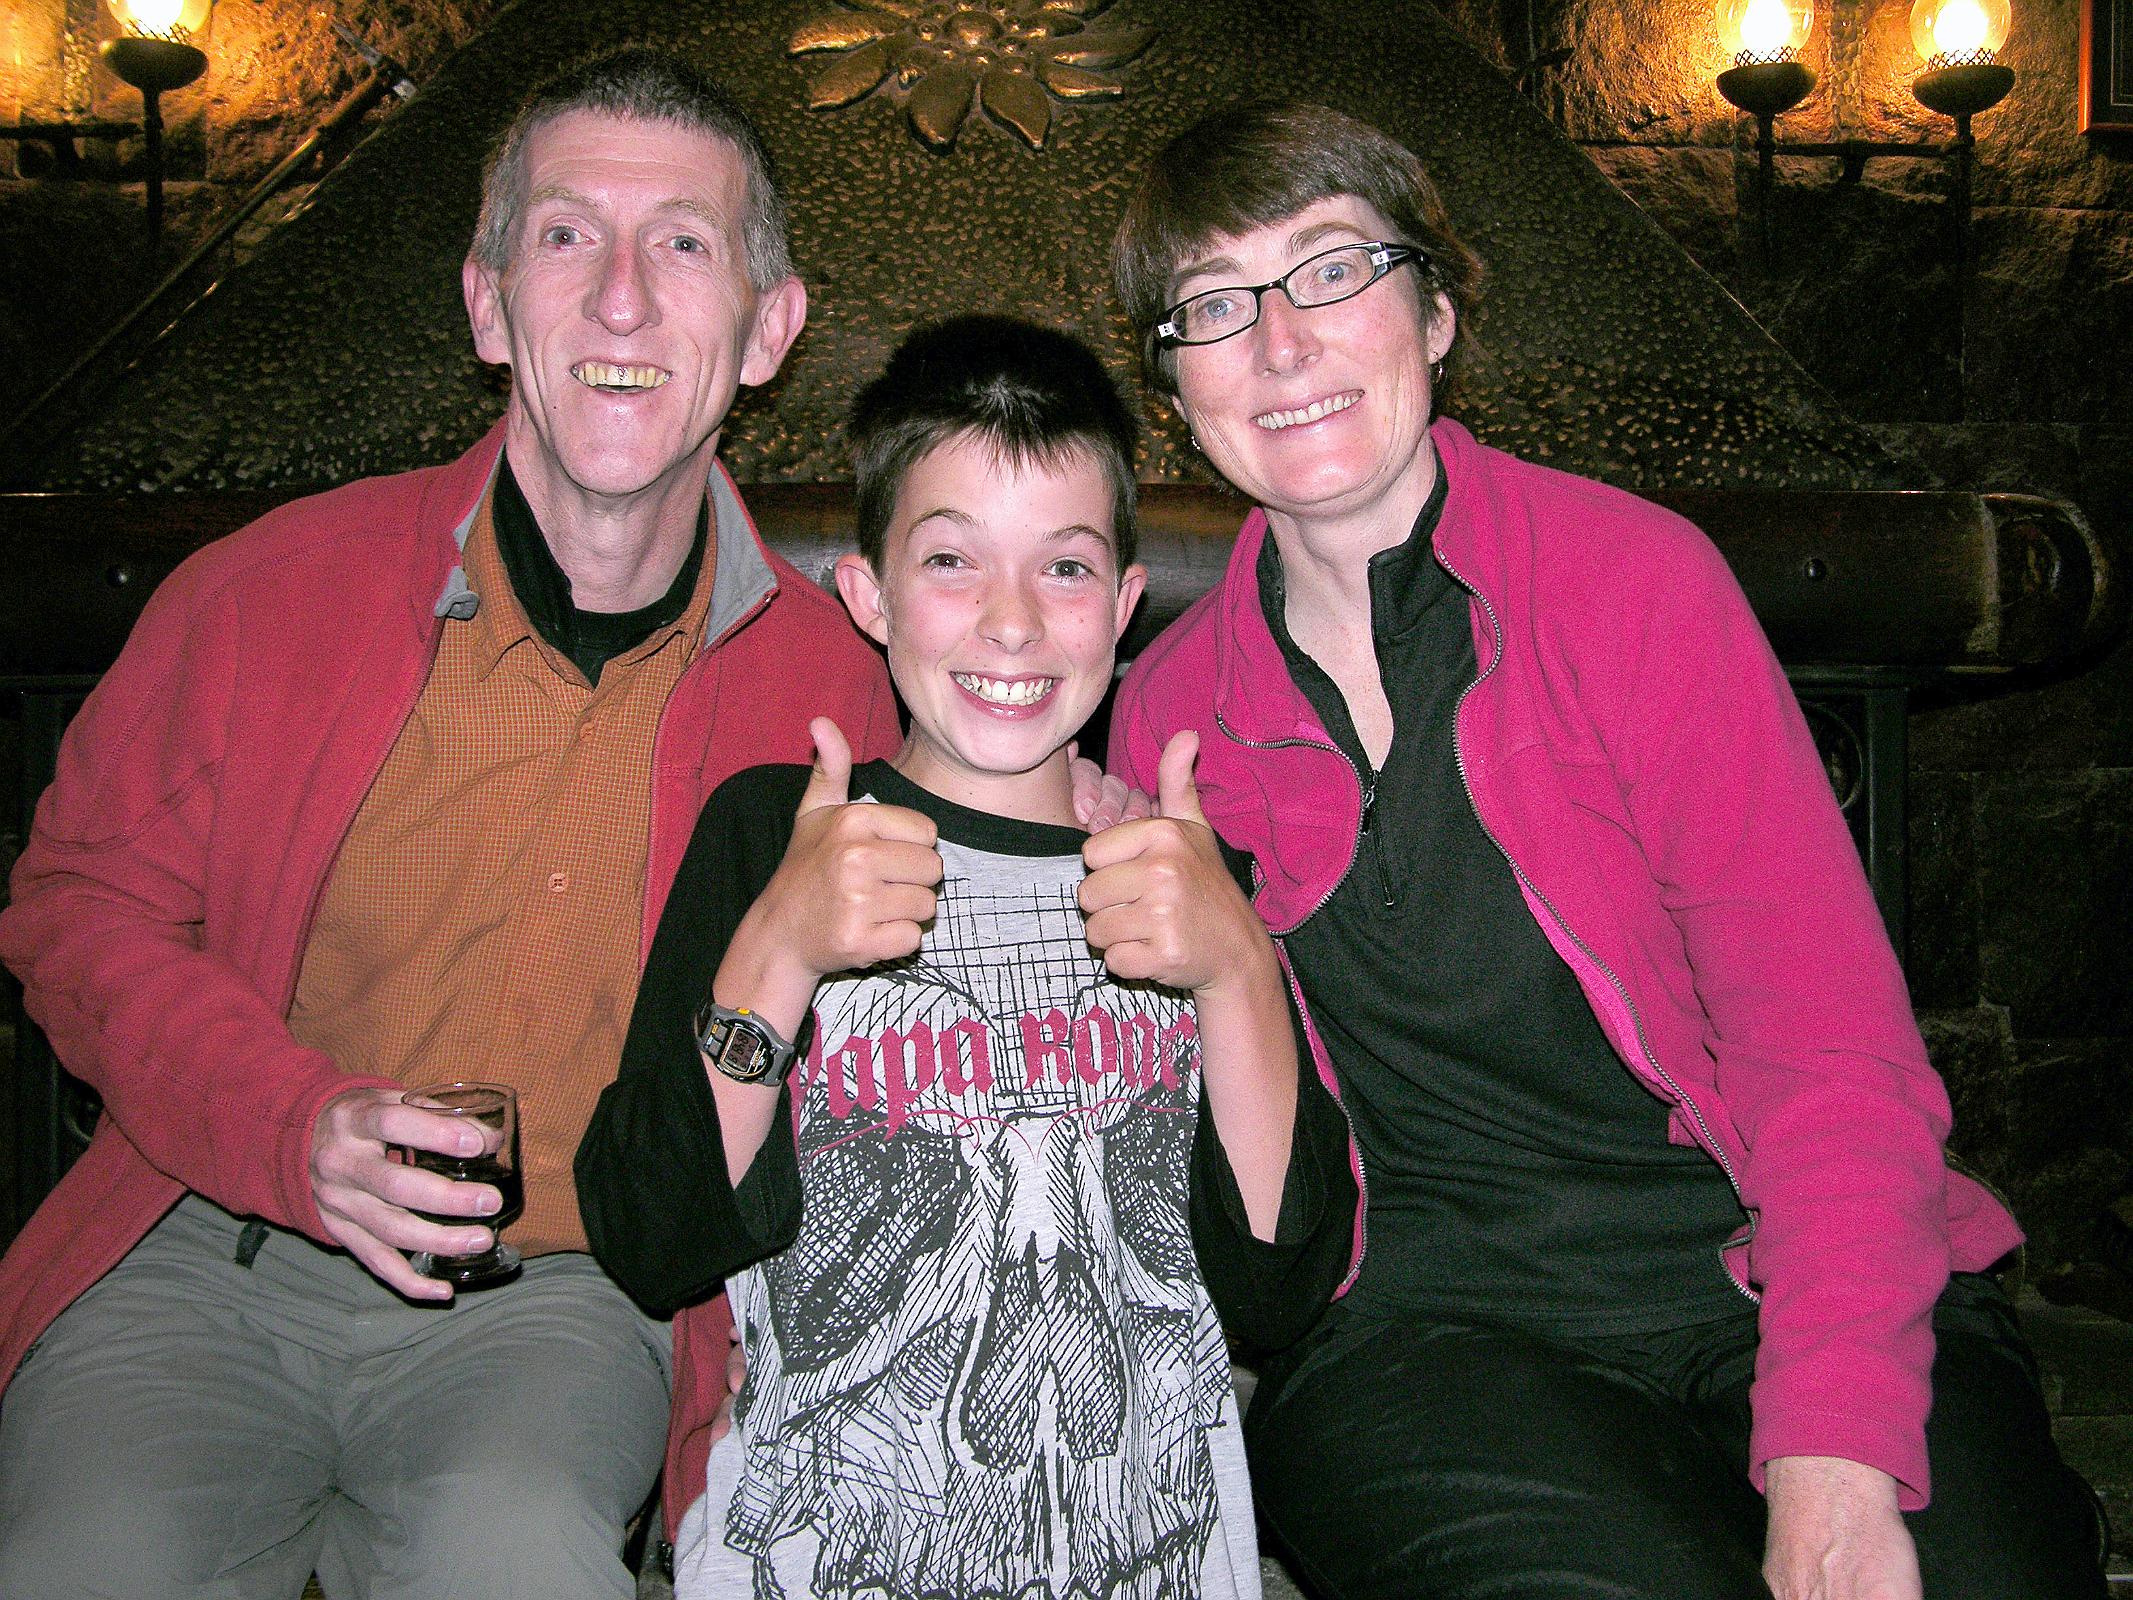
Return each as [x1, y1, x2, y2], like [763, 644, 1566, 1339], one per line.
[849, 315, 1138, 572]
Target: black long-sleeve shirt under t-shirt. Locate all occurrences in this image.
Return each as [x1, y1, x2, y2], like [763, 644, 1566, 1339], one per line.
[576, 760, 1357, 1357]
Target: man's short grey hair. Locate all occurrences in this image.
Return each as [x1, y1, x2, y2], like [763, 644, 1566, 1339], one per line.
[470, 46, 794, 291]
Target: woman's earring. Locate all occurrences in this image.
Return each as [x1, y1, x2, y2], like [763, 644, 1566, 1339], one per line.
[1430, 358, 1447, 386]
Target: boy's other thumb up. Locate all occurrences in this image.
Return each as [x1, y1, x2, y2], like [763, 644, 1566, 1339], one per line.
[1156, 730, 1206, 826]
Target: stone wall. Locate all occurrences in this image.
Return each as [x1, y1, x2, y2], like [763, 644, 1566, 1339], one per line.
[2, 0, 2128, 1268]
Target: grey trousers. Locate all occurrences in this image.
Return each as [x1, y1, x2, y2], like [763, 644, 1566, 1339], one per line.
[0, 1194, 672, 1600]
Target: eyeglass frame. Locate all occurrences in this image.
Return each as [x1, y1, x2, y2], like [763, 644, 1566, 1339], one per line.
[1152, 240, 1432, 350]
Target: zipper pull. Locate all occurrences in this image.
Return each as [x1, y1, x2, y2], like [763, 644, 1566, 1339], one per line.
[1358, 774, 1398, 907]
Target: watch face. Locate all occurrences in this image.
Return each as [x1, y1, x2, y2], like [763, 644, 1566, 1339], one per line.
[724, 1028, 769, 1080]
[705, 1008, 786, 1083]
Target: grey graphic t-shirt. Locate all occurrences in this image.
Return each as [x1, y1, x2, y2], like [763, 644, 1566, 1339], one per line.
[674, 765, 1261, 1600]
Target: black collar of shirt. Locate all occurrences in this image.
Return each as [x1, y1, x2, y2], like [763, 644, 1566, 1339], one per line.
[1256, 450, 1454, 659]
[855, 762, 1093, 858]
[491, 455, 709, 681]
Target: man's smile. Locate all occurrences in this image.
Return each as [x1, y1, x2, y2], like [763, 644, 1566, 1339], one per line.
[571, 361, 672, 392]
[951, 672, 1058, 708]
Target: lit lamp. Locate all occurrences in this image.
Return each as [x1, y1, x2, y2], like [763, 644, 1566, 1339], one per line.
[1907, 0, 2013, 289]
[1909, 0, 2015, 122]
[100, 0, 212, 253]
[1716, 0, 1816, 119]
[1717, 0, 1816, 268]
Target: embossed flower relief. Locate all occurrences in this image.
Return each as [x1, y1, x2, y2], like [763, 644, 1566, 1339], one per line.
[789, 1, 1156, 150]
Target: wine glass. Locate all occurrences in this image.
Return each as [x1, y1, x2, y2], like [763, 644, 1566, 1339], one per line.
[399, 1081, 523, 1288]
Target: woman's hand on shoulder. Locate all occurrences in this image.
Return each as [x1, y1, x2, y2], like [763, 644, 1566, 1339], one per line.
[1067, 739, 1152, 833]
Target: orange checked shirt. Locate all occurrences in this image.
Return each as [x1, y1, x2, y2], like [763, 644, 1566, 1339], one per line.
[287, 484, 716, 1256]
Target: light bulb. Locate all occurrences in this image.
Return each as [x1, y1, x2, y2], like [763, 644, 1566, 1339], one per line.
[1908, 0, 2011, 65]
[1934, 0, 1989, 54]
[1740, 0, 1795, 54]
[1720, 0, 1812, 62]
[122, 0, 183, 30]
[109, 0, 211, 40]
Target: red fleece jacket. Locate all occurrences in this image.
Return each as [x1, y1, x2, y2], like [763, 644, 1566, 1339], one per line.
[1109, 417, 2022, 1508]
[0, 420, 901, 1535]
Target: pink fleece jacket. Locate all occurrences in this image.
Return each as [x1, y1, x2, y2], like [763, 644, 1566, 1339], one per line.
[1108, 417, 2022, 1509]
[0, 420, 901, 1535]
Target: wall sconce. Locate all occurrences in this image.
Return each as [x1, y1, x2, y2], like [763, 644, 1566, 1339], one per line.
[1910, 0, 2016, 118]
[100, 0, 213, 257]
[1715, 0, 2016, 274]
[1715, 0, 1818, 267]
[2, 9, 417, 469]
[1716, 0, 1817, 118]
[0, 0, 212, 254]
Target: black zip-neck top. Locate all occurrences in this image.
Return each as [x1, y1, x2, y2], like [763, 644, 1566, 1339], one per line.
[1256, 460, 1749, 1333]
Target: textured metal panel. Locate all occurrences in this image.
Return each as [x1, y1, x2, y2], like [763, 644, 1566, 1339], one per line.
[14, 0, 1912, 494]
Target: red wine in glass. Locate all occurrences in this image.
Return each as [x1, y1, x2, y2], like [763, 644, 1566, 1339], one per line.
[399, 1081, 523, 1288]
[409, 1153, 525, 1232]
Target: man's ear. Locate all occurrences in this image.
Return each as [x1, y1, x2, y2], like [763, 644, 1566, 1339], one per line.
[1113, 562, 1148, 644]
[833, 551, 889, 646]
[463, 256, 510, 367]
[740, 276, 809, 389]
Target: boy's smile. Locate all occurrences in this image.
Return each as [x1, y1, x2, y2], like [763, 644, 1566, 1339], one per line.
[836, 432, 1146, 826]
[951, 671, 1055, 708]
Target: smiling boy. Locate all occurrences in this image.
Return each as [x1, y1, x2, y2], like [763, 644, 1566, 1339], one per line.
[578, 316, 1356, 1600]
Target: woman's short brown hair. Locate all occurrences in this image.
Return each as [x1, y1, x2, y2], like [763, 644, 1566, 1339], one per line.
[1112, 101, 1484, 400]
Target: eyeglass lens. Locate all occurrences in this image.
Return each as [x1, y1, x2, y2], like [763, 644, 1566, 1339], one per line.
[1167, 243, 1410, 346]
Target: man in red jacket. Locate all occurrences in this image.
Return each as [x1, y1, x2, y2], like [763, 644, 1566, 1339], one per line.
[0, 48, 902, 1599]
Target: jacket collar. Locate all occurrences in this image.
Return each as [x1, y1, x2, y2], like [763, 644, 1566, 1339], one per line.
[701, 463, 780, 646]
[1421, 417, 1499, 664]
[1254, 455, 1452, 663]
[1210, 505, 1319, 746]
[415, 418, 778, 648]
[1212, 416, 1492, 743]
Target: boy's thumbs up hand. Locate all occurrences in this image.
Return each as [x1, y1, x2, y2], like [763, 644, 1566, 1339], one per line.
[1156, 730, 1206, 826]
[748, 721, 944, 980]
[1080, 730, 1269, 997]
[798, 716, 853, 814]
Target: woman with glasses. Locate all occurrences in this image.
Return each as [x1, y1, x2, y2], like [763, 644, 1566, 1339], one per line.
[1105, 101, 2099, 1600]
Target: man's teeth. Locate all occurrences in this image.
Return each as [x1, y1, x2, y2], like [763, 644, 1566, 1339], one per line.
[1254, 391, 1360, 431]
[953, 674, 1055, 706]
[573, 362, 670, 390]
